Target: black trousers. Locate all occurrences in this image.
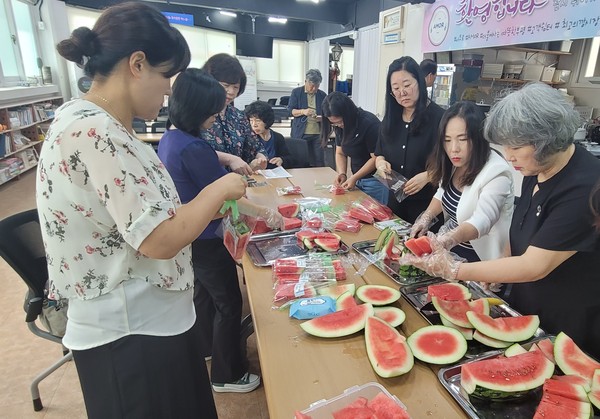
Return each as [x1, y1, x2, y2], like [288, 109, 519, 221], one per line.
[302, 134, 325, 167]
[192, 238, 246, 383]
[72, 319, 217, 419]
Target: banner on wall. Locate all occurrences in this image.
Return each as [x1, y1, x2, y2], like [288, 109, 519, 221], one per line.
[234, 57, 257, 111]
[422, 0, 600, 52]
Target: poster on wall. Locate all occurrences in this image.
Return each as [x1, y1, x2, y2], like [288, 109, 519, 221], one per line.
[234, 57, 257, 111]
[421, 0, 600, 52]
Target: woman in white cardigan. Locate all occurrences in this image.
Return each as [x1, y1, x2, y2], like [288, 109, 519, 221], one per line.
[410, 101, 514, 261]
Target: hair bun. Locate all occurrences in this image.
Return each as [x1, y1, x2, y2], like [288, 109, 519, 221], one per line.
[72, 27, 99, 57]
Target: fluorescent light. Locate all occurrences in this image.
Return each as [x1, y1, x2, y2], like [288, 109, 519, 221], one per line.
[219, 10, 237, 17]
[268, 17, 287, 24]
[297, 0, 320, 3]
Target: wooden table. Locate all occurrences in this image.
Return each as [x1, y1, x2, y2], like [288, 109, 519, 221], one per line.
[244, 167, 466, 418]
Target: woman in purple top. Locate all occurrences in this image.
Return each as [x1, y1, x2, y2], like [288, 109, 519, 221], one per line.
[158, 69, 282, 393]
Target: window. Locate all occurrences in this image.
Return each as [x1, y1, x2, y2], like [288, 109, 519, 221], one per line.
[255, 40, 305, 84]
[338, 47, 354, 81]
[0, 0, 40, 86]
[576, 37, 600, 85]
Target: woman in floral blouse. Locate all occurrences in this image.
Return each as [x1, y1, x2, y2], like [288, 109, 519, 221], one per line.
[201, 54, 268, 175]
[36, 3, 245, 418]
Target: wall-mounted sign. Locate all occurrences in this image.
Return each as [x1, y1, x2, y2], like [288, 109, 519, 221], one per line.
[382, 9, 402, 32]
[383, 32, 401, 45]
[422, 0, 600, 52]
[162, 12, 194, 27]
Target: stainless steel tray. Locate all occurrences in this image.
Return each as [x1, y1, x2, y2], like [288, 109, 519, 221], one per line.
[246, 230, 350, 267]
[352, 239, 432, 286]
[438, 336, 563, 419]
[401, 279, 546, 358]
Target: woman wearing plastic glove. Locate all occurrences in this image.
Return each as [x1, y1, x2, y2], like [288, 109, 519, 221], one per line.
[201, 54, 268, 175]
[402, 83, 600, 359]
[374, 56, 445, 223]
[320, 92, 388, 204]
[410, 101, 514, 262]
[159, 69, 283, 393]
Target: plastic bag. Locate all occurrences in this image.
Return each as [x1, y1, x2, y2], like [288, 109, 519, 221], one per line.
[289, 296, 336, 319]
[374, 169, 408, 203]
[220, 201, 257, 262]
[276, 185, 302, 196]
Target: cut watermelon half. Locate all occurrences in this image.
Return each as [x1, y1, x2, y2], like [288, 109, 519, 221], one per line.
[373, 306, 406, 328]
[440, 316, 474, 340]
[472, 330, 512, 348]
[317, 283, 356, 299]
[432, 297, 489, 329]
[300, 303, 374, 338]
[335, 291, 357, 311]
[554, 332, 600, 383]
[427, 282, 472, 301]
[365, 316, 414, 377]
[407, 325, 467, 365]
[278, 203, 300, 218]
[355, 285, 401, 306]
[533, 392, 592, 419]
[466, 311, 539, 342]
[542, 378, 589, 402]
[461, 351, 555, 400]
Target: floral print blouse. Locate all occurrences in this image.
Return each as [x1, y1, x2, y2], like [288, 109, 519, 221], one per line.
[36, 99, 193, 301]
[200, 103, 266, 164]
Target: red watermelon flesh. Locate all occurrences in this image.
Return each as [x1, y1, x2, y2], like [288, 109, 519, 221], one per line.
[414, 236, 432, 254]
[317, 283, 355, 299]
[407, 325, 467, 365]
[278, 203, 300, 218]
[348, 207, 375, 224]
[367, 392, 410, 418]
[300, 303, 374, 338]
[365, 316, 414, 377]
[554, 332, 600, 383]
[356, 285, 401, 306]
[306, 217, 322, 229]
[273, 259, 303, 275]
[432, 297, 488, 329]
[314, 237, 341, 252]
[283, 217, 303, 230]
[533, 393, 592, 419]
[334, 218, 361, 233]
[427, 282, 472, 301]
[333, 260, 346, 280]
[466, 311, 539, 342]
[253, 219, 272, 234]
[294, 411, 312, 419]
[542, 378, 589, 402]
[336, 291, 357, 311]
[404, 238, 424, 256]
[531, 338, 555, 364]
[552, 374, 592, 393]
[359, 198, 393, 221]
[373, 306, 406, 328]
[274, 283, 316, 303]
[332, 407, 375, 419]
[440, 315, 474, 340]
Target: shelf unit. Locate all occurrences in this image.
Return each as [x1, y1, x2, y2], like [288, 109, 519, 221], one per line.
[479, 77, 565, 86]
[491, 46, 572, 56]
[0, 95, 62, 187]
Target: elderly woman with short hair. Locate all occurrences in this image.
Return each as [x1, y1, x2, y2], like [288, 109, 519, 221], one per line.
[403, 83, 600, 359]
[288, 69, 328, 167]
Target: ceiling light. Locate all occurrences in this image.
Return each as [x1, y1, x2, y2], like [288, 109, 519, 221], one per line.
[297, 0, 321, 3]
[268, 17, 288, 24]
[219, 10, 237, 17]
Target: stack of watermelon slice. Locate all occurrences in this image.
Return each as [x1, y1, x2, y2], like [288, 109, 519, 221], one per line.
[278, 203, 303, 230]
[295, 230, 342, 252]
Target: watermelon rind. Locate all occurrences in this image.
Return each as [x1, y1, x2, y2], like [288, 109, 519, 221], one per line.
[505, 343, 528, 357]
[407, 325, 467, 365]
[466, 311, 539, 342]
[554, 332, 600, 383]
[432, 297, 477, 328]
[355, 285, 401, 306]
[373, 306, 406, 328]
[365, 316, 414, 377]
[317, 283, 356, 299]
[427, 282, 472, 301]
[314, 237, 340, 252]
[551, 374, 592, 393]
[374, 227, 392, 253]
[542, 378, 589, 402]
[534, 393, 592, 419]
[440, 315, 474, 340]
[336, 291, 357, 311]
[461, 351, 555, 400]
[300, 303, 374, 338]
[589, 389, 600, 410]
[472, 330, 512, 348]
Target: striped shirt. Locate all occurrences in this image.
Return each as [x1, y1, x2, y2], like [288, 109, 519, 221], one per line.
[441, 181, 474, 250]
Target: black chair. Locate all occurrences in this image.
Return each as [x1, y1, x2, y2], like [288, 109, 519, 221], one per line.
[0, 209, 73, 412]
[285, 137, 310, 168]
[267, 98, 277, 106]
[279, 95, 290, 106]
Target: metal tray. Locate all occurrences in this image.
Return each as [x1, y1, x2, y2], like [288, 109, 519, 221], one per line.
[401, 279, 546, 358]
[438, 336, 562, 419]
[352, 239, 432, 286]
[246, 230, 350, 267]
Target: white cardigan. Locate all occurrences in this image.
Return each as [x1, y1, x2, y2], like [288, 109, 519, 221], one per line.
[434, 151, 514, 261]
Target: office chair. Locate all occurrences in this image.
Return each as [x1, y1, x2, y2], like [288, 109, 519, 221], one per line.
[284, 137, 310, 168]
[267, 98, 277, 106]
[279, 95, 290, 106]
[0, 209, 73, 412]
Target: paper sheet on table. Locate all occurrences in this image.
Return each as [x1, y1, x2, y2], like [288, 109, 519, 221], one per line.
[258, 166, 292, 179]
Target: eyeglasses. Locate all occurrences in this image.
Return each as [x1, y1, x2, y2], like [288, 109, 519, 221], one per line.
[328, 117, 344, 128]
[390, 81, 417, 97]
[219, 82, 241, 93]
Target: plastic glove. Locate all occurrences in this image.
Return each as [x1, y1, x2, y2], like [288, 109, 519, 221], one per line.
[260, 207, 284, 230]
[399, 234, 464, 281]
[410, 211, 437, 238]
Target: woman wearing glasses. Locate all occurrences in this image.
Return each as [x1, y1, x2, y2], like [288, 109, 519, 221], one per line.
[320, 91, 387, 204]
[375, 56, 445, 223]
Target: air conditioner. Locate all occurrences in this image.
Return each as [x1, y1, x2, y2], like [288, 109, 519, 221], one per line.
[16, 0, 40, 5]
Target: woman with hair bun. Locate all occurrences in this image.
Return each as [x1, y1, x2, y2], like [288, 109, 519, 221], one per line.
[37, 3, 244, 417]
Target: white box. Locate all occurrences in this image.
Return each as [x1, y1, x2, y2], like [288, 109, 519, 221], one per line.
[541, 67, 556, 82]
[552, 69, 571, 84]
[520, 64, 544, 81]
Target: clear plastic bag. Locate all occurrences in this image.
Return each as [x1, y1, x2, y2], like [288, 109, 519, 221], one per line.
[374, 169, 408, 203]
[276, 185, 302, 196]
[221, 211, 257, 262]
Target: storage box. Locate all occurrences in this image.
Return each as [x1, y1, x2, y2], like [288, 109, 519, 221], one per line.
[552, 69, 571, 84]
[520, 64, 544, 81]
[481, 63, 504, 79]
[299, 382, 408, 418]
[549, 40, 572, 52]
[541, 67, 556, 82]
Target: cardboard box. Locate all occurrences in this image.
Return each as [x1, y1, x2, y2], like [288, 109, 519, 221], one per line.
[541, 67, 556, 82]
[520, 64, 544, 81]
[552, 69, 571, 84]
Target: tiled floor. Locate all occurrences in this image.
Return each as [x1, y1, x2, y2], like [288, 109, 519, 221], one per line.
[0, 170, 269, 418]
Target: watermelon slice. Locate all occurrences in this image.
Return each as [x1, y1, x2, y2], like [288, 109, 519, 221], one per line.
[317, 283, 356, 299]
[407, 325, 468, 365]
[365, 316, 414, 377]
[530, 338, 556, 364]
[283, 217, 303, 230]
[404, 236, 432, 256]
[278, 203, 300, 218]
[542, 378, 589, 402]
[552, 374, 592, 393]
[554, 332, 600, 383]
[274, 283, 316, 302]
[440, 316, 474, 340]
[432, 297, 489, 329]
[314, 237, 340, 252]
[427, 282, 472, 301]
[300, 303, 374, 338]
[366, 392, 410, 418]
[253, 219, 272, 234]
[504, 343, 527, 357]
[373, 306, 406, 328]
[305, 217, 322, 229]
[533, 392, 592, 419]
[374, 227, 393, 252]
[466, 311, 539, 342]
[461, 351, 555, 399]
[355, 285, 401, 306]
[472, 330, 512, 348]
[333, 218, 361, 233]
[348, 207, 375, 224]
[335, 291, 357, 311]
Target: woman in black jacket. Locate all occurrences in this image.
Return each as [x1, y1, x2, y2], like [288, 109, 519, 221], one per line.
[245, 101, 292, 169]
